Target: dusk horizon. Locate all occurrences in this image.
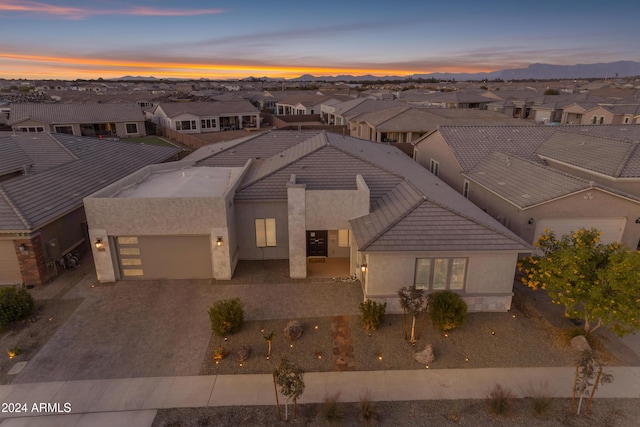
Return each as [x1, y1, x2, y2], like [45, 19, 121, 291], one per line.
[2, 0, 639, 80]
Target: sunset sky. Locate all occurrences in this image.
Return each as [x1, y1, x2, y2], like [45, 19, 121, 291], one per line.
[1, 0, 639, 80]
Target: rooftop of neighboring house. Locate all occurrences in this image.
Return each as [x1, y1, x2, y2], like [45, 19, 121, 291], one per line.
[8, 103, 144, 125]
[190, 129, 531, 252]
[0, 132, 181, 231]
[154, 100, 259, 117]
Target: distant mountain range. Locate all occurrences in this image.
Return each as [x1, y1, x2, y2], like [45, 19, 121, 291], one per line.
[113, 61, 640, 83]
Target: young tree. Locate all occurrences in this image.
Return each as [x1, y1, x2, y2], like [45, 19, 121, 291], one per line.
[398, 286, 429, 343]
[519, 228, 640, 336]
[273, 358, 305, 421]
[572, 349, 613, 415]
[263, 331, 275, 360]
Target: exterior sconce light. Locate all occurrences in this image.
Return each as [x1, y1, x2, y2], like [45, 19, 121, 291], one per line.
[216, 236, 223, 247]
[636, 218, 640, 224]
[528, 218, 534, 225]
[95, 238, 105, 251]
[360, 264, 367, 273]
[18, 244, 27, 254]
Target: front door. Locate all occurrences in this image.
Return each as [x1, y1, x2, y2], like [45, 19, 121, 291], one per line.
[306, 230, 328, 257]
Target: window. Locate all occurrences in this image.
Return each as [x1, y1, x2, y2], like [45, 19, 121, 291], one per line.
[463, 180, 470, 198]
[429, 159, 440, 176]
[255, 218, 276, 247]
[338, 230, 350, 247]
[599, 116, 604, 125]
[125, 123, 138, 134]
[415, 257, 467, 290]
[19, 127, 44, 132]
[54, 125, 73, 135]
[201, 118, 217, 129]
[624, 117, 630, 124]
[591, 116, 597, 124]
[176, 120, 196, 130]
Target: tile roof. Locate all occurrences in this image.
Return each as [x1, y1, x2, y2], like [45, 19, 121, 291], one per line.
[198, 130, 530, 251]
[466, 151, 590, 208]
[9, 103, 144, 125]
[0, 134, 181, 231]
[0, 137, 32, 176]
[155, 101, 258, 117]
[11, 133, 76, 174]
[275, 94, 336, 107]
[537, 131, 635, 177]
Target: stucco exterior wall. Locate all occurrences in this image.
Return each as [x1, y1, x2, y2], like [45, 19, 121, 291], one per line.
[305, 184, 370, 230]
[414, 132, 467, 195]
[234, 200, 289, 260]
[362, 251, 518, 313]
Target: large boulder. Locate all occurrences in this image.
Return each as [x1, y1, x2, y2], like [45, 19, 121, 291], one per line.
[414, 344, 435, 364]
[571, 335, 591, 353]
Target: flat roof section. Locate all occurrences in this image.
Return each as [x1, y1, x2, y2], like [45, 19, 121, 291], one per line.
[115, 166, 243, 198]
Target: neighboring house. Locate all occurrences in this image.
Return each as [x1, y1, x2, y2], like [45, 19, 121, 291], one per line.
[151, 101, 260, 133]
[560, 102, 600, 124]
[8, 103, 146, 137]
[275, 94, 341, 115]
[85, 130, 530, 313]
[413, 125, 640, 250]
[581, 104, 640, 125]
[0, 132, 181, 286]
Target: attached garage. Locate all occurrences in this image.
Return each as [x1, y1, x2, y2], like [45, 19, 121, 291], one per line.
[0, 241, 21, 285]
[116, 236, 212, 280]
[534, 217, 626, 244]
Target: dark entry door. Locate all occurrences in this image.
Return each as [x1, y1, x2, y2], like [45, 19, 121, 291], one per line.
[306, 230, 328, 257]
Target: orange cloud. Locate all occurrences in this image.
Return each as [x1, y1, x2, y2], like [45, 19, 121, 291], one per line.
[0, 1, 226, 19]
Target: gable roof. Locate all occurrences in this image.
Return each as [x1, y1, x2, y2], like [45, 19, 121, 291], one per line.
[0, 134, 181, 231]
[0, 137, 33, 177]
[155, 101, 258, 118]
[9, 103, 144, 125]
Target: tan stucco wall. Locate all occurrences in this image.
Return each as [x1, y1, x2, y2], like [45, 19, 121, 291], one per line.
[235, 200, 289, 260]
[305, 186, 370, 230]
[414, 132, 467, 195]
[362, 250, 518, 313]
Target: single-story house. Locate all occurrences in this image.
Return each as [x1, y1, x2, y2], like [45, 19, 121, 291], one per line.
[85, 130, 531, 312]
[413, 125, 640, 249]
[0, 132, 181, 286]
[9, 103, 146, 137]
[151, 101, 260, 133]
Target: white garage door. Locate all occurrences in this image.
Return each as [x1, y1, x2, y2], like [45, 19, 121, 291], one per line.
[0, 241, 22, 285]
[533, 217, 626, 245]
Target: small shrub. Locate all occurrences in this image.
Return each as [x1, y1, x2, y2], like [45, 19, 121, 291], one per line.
[321, 392, 343, 424]
[359, 393, 380, 426]
[284, 320, 304, 341]
[7, 346, 22, 359]
[526, 381, 554, 416]
[359, 300, 386, 331]
[429, 290, 467, 332]
[208, 298, 244, 337]
[0, 286, 35, 331]
[487, 383, 513, 415]
[212, 346, 227, 362]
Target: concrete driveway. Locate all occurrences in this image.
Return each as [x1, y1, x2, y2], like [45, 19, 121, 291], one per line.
[14, 265, 362, 384]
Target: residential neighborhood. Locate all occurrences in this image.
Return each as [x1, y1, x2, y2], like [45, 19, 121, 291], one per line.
[1, 74, 640, 426]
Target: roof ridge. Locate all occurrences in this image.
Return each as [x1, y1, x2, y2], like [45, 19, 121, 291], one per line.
[46, 132, 79, 160]
[238, 132, 328, 189]
[614, 142, 639, 178]
[0, 186, 32, 230]
[197, 129, 276, 162]
[489, 150, 590, 183]
[327, 135, 407, 182]
[359, 181, 425, 251]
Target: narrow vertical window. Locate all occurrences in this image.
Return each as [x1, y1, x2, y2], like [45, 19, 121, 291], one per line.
[430, 159, 440, 177]
[463, 180, 470, 198]
[255, 218, 276, 247]
[338, 230, 350, 247]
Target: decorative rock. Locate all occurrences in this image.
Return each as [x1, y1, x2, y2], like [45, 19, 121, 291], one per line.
[414, 344, 435, 364]
[238, 345, 252, 362]
[571, 335, 591, 353]
[284, 320, 304, 341]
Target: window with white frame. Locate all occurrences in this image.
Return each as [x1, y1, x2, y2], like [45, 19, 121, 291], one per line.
[201, 118, 217, 129]
[429, 159, 440, 176]
[415, 257, 467, 290]
[463, 180, 470, 198]
[338, 229, 350, 247]
[125, 123, 138, 134]
[54, 125, 73, 134]
[255, 218, 276, 247]
[19, 127, 44, 132]
[176, 120, 196, 131]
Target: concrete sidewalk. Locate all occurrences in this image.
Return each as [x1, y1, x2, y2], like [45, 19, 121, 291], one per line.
[1, 367, 640, 426]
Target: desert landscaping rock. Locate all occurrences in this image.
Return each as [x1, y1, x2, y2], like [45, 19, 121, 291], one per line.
[571, 335, 592, 353]
[413, 343, 435, 365]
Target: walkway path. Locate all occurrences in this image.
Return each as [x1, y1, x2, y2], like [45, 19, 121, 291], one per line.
[1, 367, 639, 425]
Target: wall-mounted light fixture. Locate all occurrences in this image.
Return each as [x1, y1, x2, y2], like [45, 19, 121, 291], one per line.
[95, 238, 105, 252]
[216, 236, 224, 247]
[636, 218, 640, 224]
[528, 218, 534, 225]
[18, 244, 27, 254]
[360, 264, 367, 273]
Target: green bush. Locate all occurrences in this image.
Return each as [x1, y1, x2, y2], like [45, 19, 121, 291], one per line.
[208, 298, 244, 337]
[359, 300, 386, 331]
[0, 287, 35, 331]
[429, 290, 467, 332]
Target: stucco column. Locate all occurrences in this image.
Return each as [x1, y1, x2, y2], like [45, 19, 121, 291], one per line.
[287, 175, 307, 278]
[89, 228, 116, 282]
[211, 228, 231, 280]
